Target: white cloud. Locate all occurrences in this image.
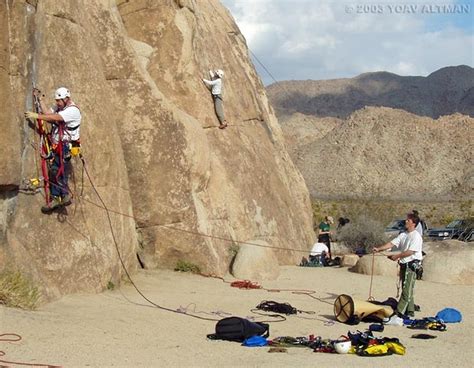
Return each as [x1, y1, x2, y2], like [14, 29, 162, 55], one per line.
[221, 0, 474, 83]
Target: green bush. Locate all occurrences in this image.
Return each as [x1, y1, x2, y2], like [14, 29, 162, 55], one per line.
[0, 270, 40, 310]
[337, 215, 386, 253]
[174, 260, 201, 274]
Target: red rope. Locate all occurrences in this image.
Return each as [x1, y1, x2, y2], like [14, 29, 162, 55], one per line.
[0, 333, 61, 367]
[230, 280, 262, 289]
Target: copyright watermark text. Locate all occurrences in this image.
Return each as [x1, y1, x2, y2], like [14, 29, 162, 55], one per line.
[345, 3, 471, 14]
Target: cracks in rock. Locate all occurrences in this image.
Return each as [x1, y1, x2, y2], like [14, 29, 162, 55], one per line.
[117, 6, 150, 17]
[105, 76, 128, 81]
[137, 220, 183, 230]
[0, 185, 19, 198]
[242, 116, 264, 122]
[47, 12, 78, 25]
[26, 0, 38, 9]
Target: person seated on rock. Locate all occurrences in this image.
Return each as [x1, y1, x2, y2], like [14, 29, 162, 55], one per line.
[308, 241, 330, 266]
[202, 69, 228, 129]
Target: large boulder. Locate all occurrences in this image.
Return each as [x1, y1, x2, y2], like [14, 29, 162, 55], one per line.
[351, 254, 399, 277]
[0, 0, 313, 300]
[231, 241, 280, 281]
[422, 240, 474, 285]
[341, 254, 359, 267]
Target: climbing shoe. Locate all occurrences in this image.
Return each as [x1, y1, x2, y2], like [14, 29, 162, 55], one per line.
[61, 194, 72, 206]
[41, 197, 62, 214]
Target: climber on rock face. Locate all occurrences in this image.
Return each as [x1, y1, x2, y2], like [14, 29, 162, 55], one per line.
[25, 87, 82, 213]
[202, 69, 228, 129]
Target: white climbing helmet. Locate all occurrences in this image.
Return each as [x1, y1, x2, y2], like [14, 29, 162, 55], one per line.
[333, 339, 352, 354]
[215, 69, 224, 78]
[55, 87, 70, 100]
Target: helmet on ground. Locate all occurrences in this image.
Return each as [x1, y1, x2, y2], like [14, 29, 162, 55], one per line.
[55, 87, 70, 100]
[215, 69, 224, 78]
[333, 338, 351, 354]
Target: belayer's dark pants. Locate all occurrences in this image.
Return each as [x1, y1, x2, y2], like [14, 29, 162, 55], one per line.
[397, 263, 417, 317]
[318, 234, 331, 257]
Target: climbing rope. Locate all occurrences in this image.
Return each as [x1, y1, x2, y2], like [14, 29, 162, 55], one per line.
[0, 333, 61, 367]
[368, 251, 376, 301]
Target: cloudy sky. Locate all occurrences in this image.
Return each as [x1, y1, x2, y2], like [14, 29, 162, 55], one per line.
[221, 0, 474, 84]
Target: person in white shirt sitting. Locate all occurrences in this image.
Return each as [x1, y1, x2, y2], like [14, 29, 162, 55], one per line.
[309, 242, 330, 266]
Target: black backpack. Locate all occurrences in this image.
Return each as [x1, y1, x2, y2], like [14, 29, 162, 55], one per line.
[207, 317, 270, 342]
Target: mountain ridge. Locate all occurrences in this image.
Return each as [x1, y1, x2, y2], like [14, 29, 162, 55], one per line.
[267, 65, 474, 119]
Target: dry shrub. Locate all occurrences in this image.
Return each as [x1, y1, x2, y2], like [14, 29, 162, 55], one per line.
[0, 270, 40, 310]
[337, 215, 386, 253]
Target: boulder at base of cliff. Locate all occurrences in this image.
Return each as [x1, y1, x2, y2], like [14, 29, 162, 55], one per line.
[231, 241, 280, 281]
[341, 254, 359, 267]
[351, 254, 399, 277]
[422, 240, 474, 285]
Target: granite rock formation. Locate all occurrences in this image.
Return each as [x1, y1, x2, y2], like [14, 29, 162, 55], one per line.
[0, 0, 314, 300]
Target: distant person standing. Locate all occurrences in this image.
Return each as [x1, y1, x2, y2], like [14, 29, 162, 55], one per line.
[337, 217, 350, 230]
[317, 216, 334, 259]
[202, 69, 228, 129]
[412, 210, 425, 236]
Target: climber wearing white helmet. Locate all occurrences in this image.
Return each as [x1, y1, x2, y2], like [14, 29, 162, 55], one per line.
[202, 68, 228, 129]
[25, 86, 82, 213]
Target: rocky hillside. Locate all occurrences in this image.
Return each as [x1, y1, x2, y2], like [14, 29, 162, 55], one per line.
[282, 107, 473, 201]
[267, 67, 473, 202]
[0, 0, 314, 301]
[267, 65, 474, 119]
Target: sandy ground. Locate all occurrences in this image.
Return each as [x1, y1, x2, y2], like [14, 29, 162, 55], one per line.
[1, 266, 473, 368]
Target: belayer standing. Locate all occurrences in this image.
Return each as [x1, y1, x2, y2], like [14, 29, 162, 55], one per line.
[202, 69, 228, 129]
[25, 87, 81, 213]
[373, 212, 423, 323]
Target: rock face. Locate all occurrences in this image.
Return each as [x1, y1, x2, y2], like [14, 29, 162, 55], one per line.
[351, 254, 398, 277]
[0, 1, 313, 300]
[231, 241, 280, 281]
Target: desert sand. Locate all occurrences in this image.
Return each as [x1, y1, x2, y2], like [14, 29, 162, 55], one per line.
[1, 266, 472, 367]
